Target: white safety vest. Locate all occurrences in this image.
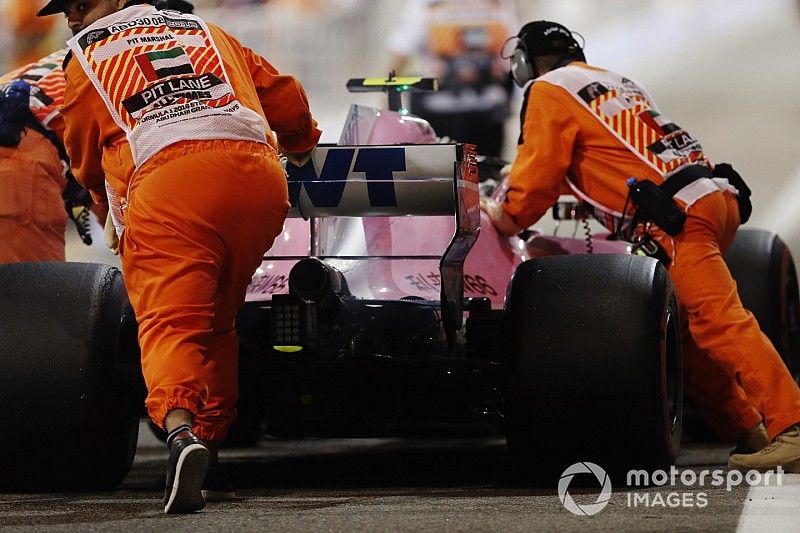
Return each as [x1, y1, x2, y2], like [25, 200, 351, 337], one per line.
[540, 65, 735, 228]
[67, 5, 267, 170]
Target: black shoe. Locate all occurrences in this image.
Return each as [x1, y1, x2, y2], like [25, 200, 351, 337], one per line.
[202, 463, 237, 501]
[164, 425, 210, 514]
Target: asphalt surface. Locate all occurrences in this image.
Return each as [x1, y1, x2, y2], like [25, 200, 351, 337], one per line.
[2, 425, 798, 532]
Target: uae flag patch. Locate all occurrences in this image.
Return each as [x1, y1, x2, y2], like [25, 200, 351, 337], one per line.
[135, 47, 194, 82]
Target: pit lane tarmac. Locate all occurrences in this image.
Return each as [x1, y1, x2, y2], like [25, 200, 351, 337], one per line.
[1, 423, 799, 532]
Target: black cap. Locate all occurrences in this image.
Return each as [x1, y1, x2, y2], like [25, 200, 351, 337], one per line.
[517, 20, 583, 58]
[37, 0, 69, 16]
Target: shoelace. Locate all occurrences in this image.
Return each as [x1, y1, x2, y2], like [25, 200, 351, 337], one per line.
[755, 438, 784, 456]
[166, 424, 193, 448]
[755, 426, 800, 456]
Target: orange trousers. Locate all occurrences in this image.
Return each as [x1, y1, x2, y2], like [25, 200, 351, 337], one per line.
[654, 190, 800, 441]
[120, 139, 289, 441]
[0, 130, 67, 263]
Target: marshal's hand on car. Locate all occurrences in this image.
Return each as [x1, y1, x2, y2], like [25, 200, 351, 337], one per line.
[479, 197, 524, 236]
[283, 146, 316, 167]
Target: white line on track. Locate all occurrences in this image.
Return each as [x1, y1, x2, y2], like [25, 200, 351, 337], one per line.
[736, 474, 800, 532]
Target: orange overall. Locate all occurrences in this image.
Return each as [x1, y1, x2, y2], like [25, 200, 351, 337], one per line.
[503, 62, 800, 441]
[0, 128, 66, 263]
[0, 49, 69, 263]
[62, 7, 321, 441]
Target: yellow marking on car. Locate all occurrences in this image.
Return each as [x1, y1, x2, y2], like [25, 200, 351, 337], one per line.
[362, 77, 423, 87]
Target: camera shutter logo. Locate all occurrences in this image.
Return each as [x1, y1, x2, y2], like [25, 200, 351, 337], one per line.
[558, 462, 613, 516]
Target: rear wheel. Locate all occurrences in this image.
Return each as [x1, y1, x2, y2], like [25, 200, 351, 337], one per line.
[504, 254, 682, 481]
[0, 262, 142, 490]
[724, 228, 800, 381]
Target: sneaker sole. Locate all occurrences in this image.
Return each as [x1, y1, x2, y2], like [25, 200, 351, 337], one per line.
[164, 444, 210, 514]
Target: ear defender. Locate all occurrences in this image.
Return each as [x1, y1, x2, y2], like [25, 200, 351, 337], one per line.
[506, 21, 586, 87]
[510, 46, 534, 87]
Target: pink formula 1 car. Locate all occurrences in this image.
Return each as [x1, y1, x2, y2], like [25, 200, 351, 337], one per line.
[241, 76, 679, 481]
[1, 77, 797, 489]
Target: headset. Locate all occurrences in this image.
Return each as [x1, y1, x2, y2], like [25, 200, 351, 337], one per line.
[509, 40, 535, 88]
[503, 23, 585, 88]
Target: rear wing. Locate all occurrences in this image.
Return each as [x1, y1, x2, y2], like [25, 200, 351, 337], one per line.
[346, 76, 438, 112]
[346, 76, 438, 93]
[287, 144, 468, 218]
[285, 143, 480, 346]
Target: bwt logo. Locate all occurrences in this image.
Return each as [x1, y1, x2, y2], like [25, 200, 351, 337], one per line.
[558, 462, 612, 516]
[286, 147, 406, 208]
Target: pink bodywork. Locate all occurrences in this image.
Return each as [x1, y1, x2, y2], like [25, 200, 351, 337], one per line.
[246, 105, 629, 308]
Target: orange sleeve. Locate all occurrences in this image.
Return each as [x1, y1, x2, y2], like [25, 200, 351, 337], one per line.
[502, 82, 580, 228]
[210, 25, 321, 154]
[61, 58, 111, 205]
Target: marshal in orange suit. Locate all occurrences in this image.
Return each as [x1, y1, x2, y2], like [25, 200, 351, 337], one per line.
[49, 0, 321, 512]
[482, 20, 800, 474]
[0, 49, 70, 264]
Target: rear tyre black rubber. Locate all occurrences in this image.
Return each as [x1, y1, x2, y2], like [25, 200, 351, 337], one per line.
[0, 262, 142, 491]
[504, 254, 682, 482]
[724, 228, 800, 381]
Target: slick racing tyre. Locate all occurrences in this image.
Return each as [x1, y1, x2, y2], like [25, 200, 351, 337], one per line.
[504, 255, 682, 481]
[724, 228, 800, 381]
[0, 262, 142, 490]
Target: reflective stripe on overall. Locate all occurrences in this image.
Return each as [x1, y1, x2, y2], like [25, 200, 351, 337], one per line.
[544, 64, 800, 440]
